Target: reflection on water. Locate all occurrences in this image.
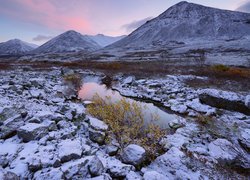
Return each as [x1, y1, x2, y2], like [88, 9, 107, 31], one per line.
[78, 80, 177, 128]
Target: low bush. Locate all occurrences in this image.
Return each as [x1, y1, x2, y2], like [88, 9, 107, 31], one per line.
[87, 94, 165, 161]
[211, 64, 230, 72]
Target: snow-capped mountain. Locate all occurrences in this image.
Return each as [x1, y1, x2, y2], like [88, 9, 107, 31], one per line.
[108, 1, 250, 49]
[0, 39, 38, 55]
[88, 34, 126, 47]
[32, 30, 101, 54]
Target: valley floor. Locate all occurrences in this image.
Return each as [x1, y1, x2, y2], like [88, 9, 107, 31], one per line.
[0, 61, 249, 179]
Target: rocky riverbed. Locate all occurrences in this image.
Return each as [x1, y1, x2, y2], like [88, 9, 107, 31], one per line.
[0, 68, 249, 179]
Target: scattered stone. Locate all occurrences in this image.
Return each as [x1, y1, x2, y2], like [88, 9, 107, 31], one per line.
[33, 168, 64, 180]
[238, 129, 250, 151]
[88, 117, 108, 132]
[143, 171, 168, 180]
[17, 123, 48, 142]
[88, 156, 104, 177]
[58, 139, 82, 163]
[121, 144, 146, 166]
[168, 117, 186, 129]
[208, 138, 239, 164]
[89, 129, 106, 145]
[106, 145, 119, 156]
[199, 89, 250, 115]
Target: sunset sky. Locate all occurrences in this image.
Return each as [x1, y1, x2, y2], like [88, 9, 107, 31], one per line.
[0, 0, 249, 45]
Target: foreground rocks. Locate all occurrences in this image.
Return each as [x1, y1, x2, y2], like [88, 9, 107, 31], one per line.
[0, 69, 249, 179]
[199, 89, 250, 115]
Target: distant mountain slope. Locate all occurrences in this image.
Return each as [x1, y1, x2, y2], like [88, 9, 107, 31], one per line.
[88, 34, 126, 47]
[107, 1, 250, 49]
[0, 39, 37, 55]
[32, 30, 101, 54]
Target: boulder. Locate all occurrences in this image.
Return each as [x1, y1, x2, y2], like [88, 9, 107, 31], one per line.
[239, 129, 250, 151]
[88, 117, 108, 132]
[88, 156, 104, 177]
[61, 157, 92, 179]
[89, 129, 106, 145]
[208, 138, 239, 164]
[17, 123, 48, 142]
[121, 144, 146, 166]
[33, 168, 64, 180]
[143, 171, 168, 180]
[58, 139, 82, 163]
[199, 89, 250, 115]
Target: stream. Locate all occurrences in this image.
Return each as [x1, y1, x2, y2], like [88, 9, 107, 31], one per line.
[78, 75, 179, 129]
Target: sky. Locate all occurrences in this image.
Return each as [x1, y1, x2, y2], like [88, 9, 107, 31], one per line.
[0, 0, 249, 45]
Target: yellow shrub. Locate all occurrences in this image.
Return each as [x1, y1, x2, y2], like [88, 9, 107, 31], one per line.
[87, 94, 165, 161]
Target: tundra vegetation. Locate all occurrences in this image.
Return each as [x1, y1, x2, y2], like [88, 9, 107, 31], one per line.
[87, 94, 165, 161]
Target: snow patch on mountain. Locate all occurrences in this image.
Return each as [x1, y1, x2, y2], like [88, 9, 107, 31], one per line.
[0, 39, 38, 55]
[31, 30, 101, 54]
[88, 34, 126, 47]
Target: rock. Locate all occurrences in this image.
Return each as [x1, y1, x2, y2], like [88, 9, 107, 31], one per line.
[146, 147, 202, 179]
[168, 117, 186, 129]
[245, 95, 250, 109]
[17, 123, 48, 142]
[170, 104, 188, 114]
[87, 174, 112, 180]
[0, 126, 17, 139]
[123, 76, 135, 85]
[33, 168, 64, 180]
[0, 171, 19, 180]
[143, 171, 167, 180]
[106, 145, 119, 156]
[108, 163, 134, 178]
[89, 128, 106, 145]
[208, 138, 239, 164]
[58, 139, 82, 163]
[28, 158, 42, 172]
[186, 98, 216, 115]
[160, 133, 190, 151]
[239, 129, 250, 151]
[4, 115, 24, 130]
[88, 117, 108, 132]
[88, 156, 104, 177]
[126, 171, 142, 180]
[199, 89, 250, 115]
[61, 157, 92, 179]
[121, 144, 146, 166]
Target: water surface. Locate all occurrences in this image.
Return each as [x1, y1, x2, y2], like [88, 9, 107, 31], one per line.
[78, 76, 178, 128]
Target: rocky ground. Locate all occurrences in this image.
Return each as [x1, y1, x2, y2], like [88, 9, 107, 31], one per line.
[0, 67, 249, 179]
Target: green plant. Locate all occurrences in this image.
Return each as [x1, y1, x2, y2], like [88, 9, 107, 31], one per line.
[87, 94, 165, 161]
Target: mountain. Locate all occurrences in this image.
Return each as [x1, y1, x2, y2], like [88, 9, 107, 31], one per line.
[0, 39, 38, 55]
[96, 1, 250, 66]
[108, 1, 250, 49]
[88, 34, 126, 47]
[32, 30, 101, 54]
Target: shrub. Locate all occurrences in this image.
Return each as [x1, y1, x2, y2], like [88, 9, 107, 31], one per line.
[87, 94, 165, 161]
[211, 64, 230, 72]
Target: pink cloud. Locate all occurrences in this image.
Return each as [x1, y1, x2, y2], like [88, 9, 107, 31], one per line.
[0, 0, 92, 33]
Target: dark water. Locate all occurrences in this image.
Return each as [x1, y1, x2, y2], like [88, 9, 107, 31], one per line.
[78, 76, 178, 128]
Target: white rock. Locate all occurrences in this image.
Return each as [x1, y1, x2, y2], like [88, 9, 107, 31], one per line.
[88, 117, 108, 132]
[239, 129, 250, 150]
[121, 144, 146, 166]
[17, 123, 48, 142]
[208, 138, 239, 163]
[58, 139, 82, 162]
[143, 171, 168, 180]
